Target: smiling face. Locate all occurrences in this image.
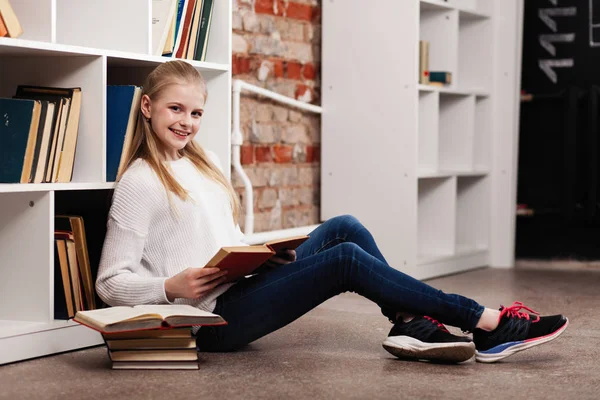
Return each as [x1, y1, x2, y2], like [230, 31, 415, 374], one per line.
[141, 82, 205, 161]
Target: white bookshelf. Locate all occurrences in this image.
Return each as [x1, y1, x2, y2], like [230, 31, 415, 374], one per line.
[321, 0, 523, 279]
[0, 0, 232, 365]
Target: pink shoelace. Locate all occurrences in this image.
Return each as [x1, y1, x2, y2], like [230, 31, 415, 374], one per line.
[499, 301, 541, 323]
[424, 315, 449, 332]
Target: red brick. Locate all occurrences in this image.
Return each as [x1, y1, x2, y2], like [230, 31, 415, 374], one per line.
[302, 63, 316, 80]
[295, 84, 312, 100]
[255, 146, 273, 163]
[273, 59, 284, 78]
[255, 0, 275, 15]
[232, 55, 239, 75]
[232, 55, 252, 76]
[273, 145, 293, 163]
[241, 144, 254, 165]
[286, 2, 312, 21]
[312, 145, 320, 162]
[286, 61, 302, 80]
[239, 56, 251, 74]
[312, 6, 321, 23]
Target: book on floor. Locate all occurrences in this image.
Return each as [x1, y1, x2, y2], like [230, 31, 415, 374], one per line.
[207, 235, 309, 282]
[111, 360, 199, 370]
[73, 304, 227, 333]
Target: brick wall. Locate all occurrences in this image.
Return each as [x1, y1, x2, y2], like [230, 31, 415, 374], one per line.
[231, 0, 322, 233]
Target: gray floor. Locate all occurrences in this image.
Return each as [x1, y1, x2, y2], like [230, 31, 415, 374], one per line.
[1, 265, 599, 400]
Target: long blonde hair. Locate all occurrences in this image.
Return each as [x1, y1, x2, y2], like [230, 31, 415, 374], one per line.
[119, 60, 240, 222]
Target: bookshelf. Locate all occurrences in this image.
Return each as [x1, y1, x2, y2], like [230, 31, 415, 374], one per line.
[0, 0, 232, 365]
[321, 0, 523, 279]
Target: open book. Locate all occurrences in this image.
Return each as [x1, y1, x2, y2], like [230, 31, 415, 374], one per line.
[73, 304, 226, 334]
[207, 235, 309, 283]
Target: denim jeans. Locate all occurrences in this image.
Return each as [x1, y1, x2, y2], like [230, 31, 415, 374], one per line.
[196, 215, 484, 352]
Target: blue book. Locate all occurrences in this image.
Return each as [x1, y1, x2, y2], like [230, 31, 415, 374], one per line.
[106, 86, 141, 182]
[0, 98, 42, 183]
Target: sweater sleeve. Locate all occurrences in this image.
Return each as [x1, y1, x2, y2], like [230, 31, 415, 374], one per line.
[95, 164, 171, 306]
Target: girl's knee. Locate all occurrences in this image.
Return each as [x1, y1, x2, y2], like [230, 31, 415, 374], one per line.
[331, 214, 362, 230]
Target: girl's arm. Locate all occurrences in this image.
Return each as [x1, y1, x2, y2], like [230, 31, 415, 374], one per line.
[95, 165, 170, 307]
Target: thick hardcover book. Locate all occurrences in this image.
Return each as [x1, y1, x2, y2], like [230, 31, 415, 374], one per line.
[0, 98, 41, 183]
[206, 235, 309, 283]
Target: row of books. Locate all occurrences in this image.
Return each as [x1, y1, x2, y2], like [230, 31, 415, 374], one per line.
[419, 40, 453, 87]
[75, 305, 227, 370]
[55, 215, 96, 319]
[0, 0, 22, 38]
[154, 0, 215, 61]
[0, 86, 82, 184]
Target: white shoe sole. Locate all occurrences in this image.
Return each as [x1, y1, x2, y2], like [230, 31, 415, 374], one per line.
[382, 335, 475, 363]
[475, 318, 569, 363]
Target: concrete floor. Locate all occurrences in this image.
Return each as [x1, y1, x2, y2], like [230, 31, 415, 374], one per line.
[1, 265, 599, 400]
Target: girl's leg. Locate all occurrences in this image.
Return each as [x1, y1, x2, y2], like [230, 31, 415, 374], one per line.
[295, 215, 410, 321]
[196, 242, 484, 352]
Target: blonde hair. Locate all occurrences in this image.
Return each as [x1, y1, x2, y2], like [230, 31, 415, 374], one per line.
[119, 60, 240, 222]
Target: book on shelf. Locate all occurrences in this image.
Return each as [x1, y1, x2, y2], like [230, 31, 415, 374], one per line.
[429, 71, 452, 84]
[419, 40, 430, 84]
[106, 85, 142, 182]
[56, 215, 96, 310]
[73, 304, 227, 333]
[0, 0, 23, 38]
[207, 235, 309, 283]
[152, 0, 178, 56]
[0, 98, 41, 183]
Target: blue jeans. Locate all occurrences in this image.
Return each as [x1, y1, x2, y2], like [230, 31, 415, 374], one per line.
[196, 215, 485, 352]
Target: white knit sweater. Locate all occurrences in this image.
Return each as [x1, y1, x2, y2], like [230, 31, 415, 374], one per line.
[96, 152, 245, 313]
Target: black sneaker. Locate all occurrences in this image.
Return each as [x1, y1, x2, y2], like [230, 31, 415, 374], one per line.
[382, 316, 475, 363]
[473, 301, 568, 363]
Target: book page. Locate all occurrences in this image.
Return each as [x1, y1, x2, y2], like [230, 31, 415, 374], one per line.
[75, 306, 151, 327]
[134, 304, 220, 318]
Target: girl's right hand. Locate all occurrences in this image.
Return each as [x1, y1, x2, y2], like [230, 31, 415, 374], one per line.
[164, 267, 229, 302]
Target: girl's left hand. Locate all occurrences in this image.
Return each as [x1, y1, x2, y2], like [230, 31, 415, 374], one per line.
[263, 249, 296, 268]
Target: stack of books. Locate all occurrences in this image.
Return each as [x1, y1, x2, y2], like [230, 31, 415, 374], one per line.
[74, 304, 227, 370]
[103, 328, 199, 370]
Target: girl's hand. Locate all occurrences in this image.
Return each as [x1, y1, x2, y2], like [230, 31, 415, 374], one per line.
[263, 249, 296, 268]
[164, 267, 229, 302]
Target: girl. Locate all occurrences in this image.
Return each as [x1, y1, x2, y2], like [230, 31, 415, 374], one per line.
[96, 60, 568, 364]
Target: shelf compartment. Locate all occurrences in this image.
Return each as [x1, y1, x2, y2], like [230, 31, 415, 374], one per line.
[438, 93, 475, 171]
[0, 54, 106, 184]
[419, 90, 440, 172]
[474, 96, 491, 170]
[456, 176, 489, 252]
[56, 0, 151, 54]
[0, 192, 53, 322]
[420, 5, 459, 88]
[10, 0, 54, 42]
[418, 177, 456, 259]
[416, 246, 488, 280]
[458, 11, 492, 92]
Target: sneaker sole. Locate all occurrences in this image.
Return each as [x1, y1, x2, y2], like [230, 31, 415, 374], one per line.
[475, 317, 569, 363]
[382, 336, 475, 363]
